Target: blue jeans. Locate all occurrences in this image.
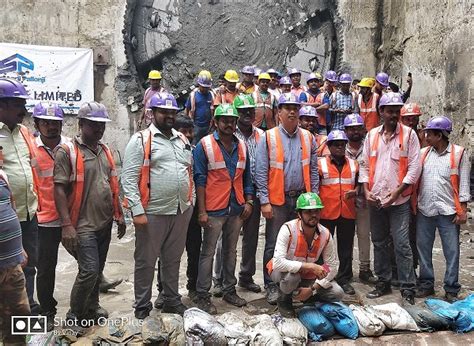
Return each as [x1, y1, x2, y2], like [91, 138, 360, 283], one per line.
[416, 213, 461, 294]
[370, 201, 415, 294]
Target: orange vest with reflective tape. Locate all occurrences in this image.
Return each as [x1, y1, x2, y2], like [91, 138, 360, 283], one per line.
[61, 141, 122, 227]
[266, 127, 312, 206]
[252, 90, 277, 129]
[19, 125, 40, 194]
[368, 124, 413, 197]
[266, 219, 331, 279]
[318, 156, 358, 220]
[201, 134, 246, 211]
[358, 93, 379, 131]
[315, 134, 330, 157]
[315, 93, 327, 127]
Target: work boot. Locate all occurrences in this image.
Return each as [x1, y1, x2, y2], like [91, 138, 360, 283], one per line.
[340, 283, 356, 295]
[238, 280, 262, 293]
[359, 270, 377, 284]
[277, 292, 296, 318]
[223, 292, 247, 307]
[188, 289, 198, 301]
[154, 292, 164, 309]
[402, 291, 415, 306]
[266, 284, 279, 305]
[99, 273, 123, 293]
[212, 283, 224, 298]
[162, 303, 188, 316]
[366, 282, 392, 299]
[134, 308, 150, 320]
[194, 296, 217, 315]
[444, 292, 458, 303]
[43, 313, 55, 332]
[415, 288, 435, 298]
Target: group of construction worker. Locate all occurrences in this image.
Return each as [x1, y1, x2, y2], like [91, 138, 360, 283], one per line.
[0, 60, 469, 342]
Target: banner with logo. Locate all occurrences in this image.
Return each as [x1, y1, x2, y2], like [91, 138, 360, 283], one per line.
[0, 42, 93, 114]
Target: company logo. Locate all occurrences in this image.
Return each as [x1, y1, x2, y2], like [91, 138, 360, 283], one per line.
[11, 316, 46, 335]
[0, 54, 34, 74]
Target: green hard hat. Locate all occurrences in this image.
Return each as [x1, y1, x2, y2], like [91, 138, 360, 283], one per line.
[296, 192, 324, 210]
[233, 94, 255, 109]
[214, 104, 239, 119]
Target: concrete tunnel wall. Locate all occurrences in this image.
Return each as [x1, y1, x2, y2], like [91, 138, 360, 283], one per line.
[0, 0, 472, 157]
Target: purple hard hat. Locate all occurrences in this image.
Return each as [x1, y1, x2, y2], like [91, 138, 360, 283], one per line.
[378, 92, 404, 108]
[32, 102, 64, 121]
[324, 70, 338, 82]
[278, 92, 301, 107]
[149, 92, 179, 110]
[344, 113, 364, 127]
[78, 102, 111, 122]
[279, 76, 292, 85]
[339, 73, 353, 84]
[241, 66, 254, 75]
[307, 72, 323, 82]
[288, 68, 301, 75]
[425, 116, 452, 133]
[376, 72, 389, 87]
[299, 105, 317, 117]
[0, 78, 29, 99]
[327, 129, 349, 142]
[197, 75, 212, 88]
[266, 68, 278, 75]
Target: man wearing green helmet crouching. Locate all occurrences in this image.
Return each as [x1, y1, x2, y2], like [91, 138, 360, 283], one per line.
[266, 192, 343, 317]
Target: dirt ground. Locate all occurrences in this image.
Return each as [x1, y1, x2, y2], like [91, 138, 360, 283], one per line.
[50, 218, 474, 344]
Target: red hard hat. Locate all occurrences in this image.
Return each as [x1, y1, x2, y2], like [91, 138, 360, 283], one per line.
[401, 102, 422, 116]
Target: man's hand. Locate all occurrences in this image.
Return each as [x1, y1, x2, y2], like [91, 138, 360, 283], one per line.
[453, 212, 467, 225]
[261, 203, 273, 219]
[117, 218, 126, 239]
[382, 189, 401, 208]
[366, 192, 381, 208]
[133, 214, 148, 229]
[301, 263, 328, 280]
[240, 203, 253, 221]
[294, 287, 313, 302]
[344, 189, 357, 200]
[20, 248, 28, 268]
[61, 225, 77, 252]
[198, 212, 209, 227]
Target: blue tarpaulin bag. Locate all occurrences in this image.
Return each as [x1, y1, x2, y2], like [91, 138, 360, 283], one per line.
[425, 298, 472, 333]
[298, 306, 335, 341]
[317, 302, 359, 339]
[451, 294, 474, 331]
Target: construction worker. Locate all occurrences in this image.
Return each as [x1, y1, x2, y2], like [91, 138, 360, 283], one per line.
[237, 66, 256, 94]
[266, 68, 281, 98]
[185, 73, 214, 144]
[0, 78, 40, 314]
[318, 130, 358, 295]
[54, 102, 125, 325]
[255, 92, 319, 305]
[374, 72, 389, 96]
[321, 71, 338, 134]
[122, 93, 193, 318]
[401, 102, 427, 147]
[299, 72, 330, 134]
[355, 77, 380, 131]
[193, 104, 253, 314]
[298, 105, 319, 134]
[344, 113, 376, 284]
[138, 70, 166, 129]
[252, 73, 278, 130]
[279, 76, 292, 94]
[329, 73, 354, 131]
[214, 70, 240, 106]
[415, 116, 470, 302]
[233, 95, 265, 293]
[253, 68, 262, 85]
[268, 192, 343, 317]
[288, 68, 306, 97]
[359, 92, 420, 305]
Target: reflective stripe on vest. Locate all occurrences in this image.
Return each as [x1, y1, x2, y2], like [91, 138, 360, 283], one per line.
[318, 156, 358, 220]
[201, 134, 246, 211]
[358, 93, 379, 131]
[18, 125, 40, 199]
[252, 90, 277, 129]
[267, 127, 312, 206]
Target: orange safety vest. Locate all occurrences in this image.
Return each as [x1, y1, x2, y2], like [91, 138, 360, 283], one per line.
[266, 127, 312, 206]
[61, 141, 122, 227]
[19, 125, 40, 196]
[315, 93, 327, 127]
[358, 93, 379, 131]
[122, 128, 193, 210]
[368, 124, 413, 197]
[201, 134, 247, 211]
[291, 85, 307, 98]
[315, 135, 330, 157]
[411, 144, 465, 215]
[213, 87, 239, 106]
[266, 219, 331, 279]
[318, 156, 358, 220]
[252, 90, 277, 129]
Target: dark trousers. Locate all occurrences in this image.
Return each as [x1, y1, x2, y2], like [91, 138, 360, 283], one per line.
[239, 197, 261, 283]
[70, 223, 112, 318]
[20, 214, 39, 314]
[320, 217, 355, 285]
[185, 206, 202, 291]
[37, 226, 62, 316]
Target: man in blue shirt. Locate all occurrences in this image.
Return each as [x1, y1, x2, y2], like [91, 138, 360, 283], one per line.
[193, 104, 254, 314]
[185, 74, 214, 144]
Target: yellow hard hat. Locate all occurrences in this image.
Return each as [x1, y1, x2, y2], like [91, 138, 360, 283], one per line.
[224, 70, 239, 83]
[357, 77, 375, 88]
[258, 73, 271, 81]
[198, 70, 212, 79]
[148, 70, 162, 79]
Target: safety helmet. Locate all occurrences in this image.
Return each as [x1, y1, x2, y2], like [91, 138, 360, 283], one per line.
[339, 73, 353, 84]
[378, 92, 404, 109]
[32, 102, 64, 121]
[241, 66, 254, 75]
[266, 68, 278, 76]
[224, 70, 239, 83]
[233, 94, 255, 109]
[258, 73, 271, 81]
[357, 77, 375, 88]
[254, 68, 262, 77]
[149, 92, 179, 110]
[375, 72, 389, 87]
[77, 102, 111, 122]
[324, 70, 338, 82]
[307, 72, 322, 83]
[327, 129, 349, 142]
[148, 70, 162, 80]
[214, 104, 239, 119]
[425, 116, 452, 132]
[198, 70, 212, 79]
[400, 102, 422, 117]
[296, 192, 324, 210]
[278, 92, 300, 107]
[343, 113, 364, 127]
[299, 105, 317, 117]
[197, 75, 212, 88]
[288, 68, 301, 76]
[279, 76, 292, 85]
[0, 78, 29, 99]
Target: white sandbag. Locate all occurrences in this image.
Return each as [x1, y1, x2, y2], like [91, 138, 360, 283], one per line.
[217, 311, 252, 345]
[250, 314, 283, 346]
[271, 314, 308, 345]
[183, 307, 227, 345]
[349, 304, 386, 336]
[368, 303, 420, 331]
